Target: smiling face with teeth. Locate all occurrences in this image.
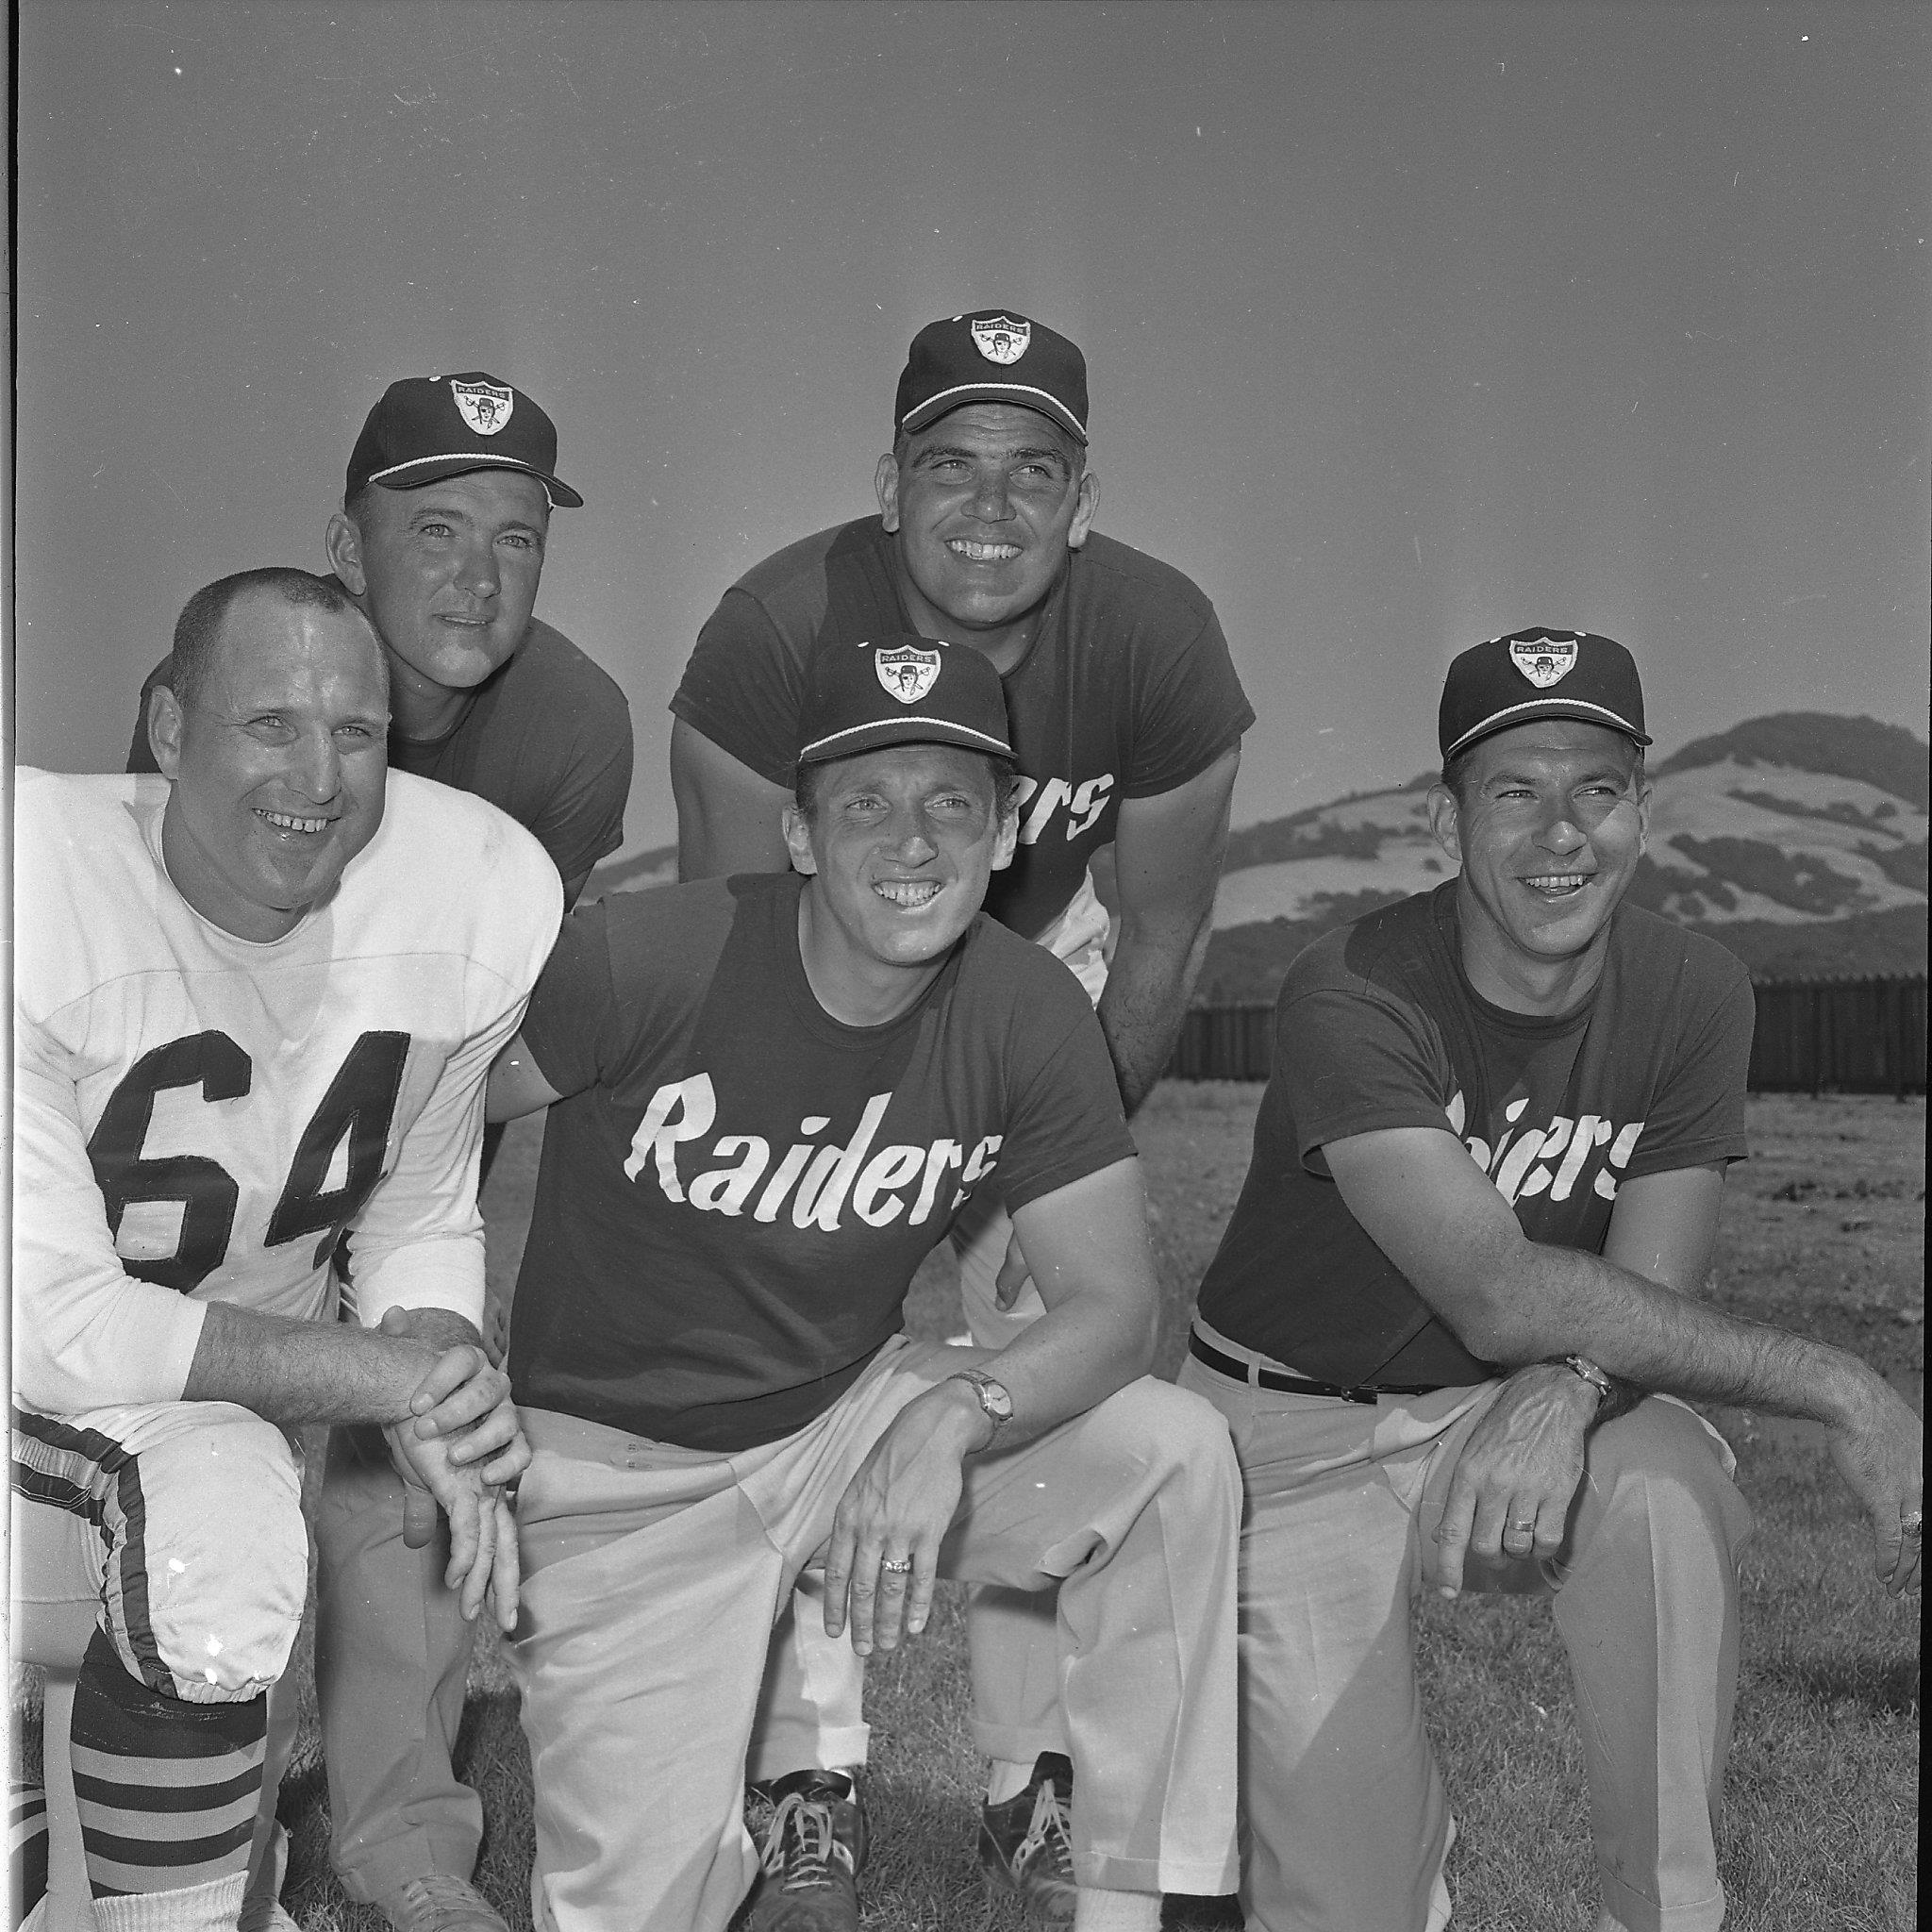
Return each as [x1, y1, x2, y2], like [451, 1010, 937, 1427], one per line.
[783, 742, 1019, 1026]
[1427, 720, 1650, 1014]
[876, 405, 1099, 670]
[152, 588, 391, 941]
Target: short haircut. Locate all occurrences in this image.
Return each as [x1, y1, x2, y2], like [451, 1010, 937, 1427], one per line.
[164, 567, 379, 711]
[1441, 735, 1644, 807]
[793, 748, 1023, 823]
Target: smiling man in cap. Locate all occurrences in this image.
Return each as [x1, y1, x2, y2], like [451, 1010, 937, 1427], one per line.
[125, 373, 631, 1932]
[488, 634, 1239, 1932]
[1185, 627, 1923, 1931]
[669, 308, 1252, 1919]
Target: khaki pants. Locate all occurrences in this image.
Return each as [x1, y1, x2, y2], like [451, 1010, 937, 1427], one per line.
[509, 1336, 1241, 1932]
[1180, 1321, 1753, 1932]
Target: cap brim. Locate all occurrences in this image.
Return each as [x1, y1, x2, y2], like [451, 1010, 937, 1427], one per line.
[369, 454, 584, 508]
[795, 717, 1016, 771]
[899, 385, 1087, 443]
[1443, 699, 1652, 762]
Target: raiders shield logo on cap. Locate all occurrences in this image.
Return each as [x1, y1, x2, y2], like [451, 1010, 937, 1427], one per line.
[450, 378, 515, 435]
[875, 643, 941, 705]
[1508, 637, 1578, 689]
[970, 316, 1031, 365]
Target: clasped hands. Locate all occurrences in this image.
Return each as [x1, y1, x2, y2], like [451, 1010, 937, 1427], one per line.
[379, 1303, 529, 1631]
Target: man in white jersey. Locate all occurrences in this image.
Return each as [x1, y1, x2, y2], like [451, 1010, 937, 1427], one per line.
[11, 568, 562, 1932]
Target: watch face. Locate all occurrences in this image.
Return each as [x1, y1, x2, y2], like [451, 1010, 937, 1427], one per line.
[963, 1370, 1013, 1423]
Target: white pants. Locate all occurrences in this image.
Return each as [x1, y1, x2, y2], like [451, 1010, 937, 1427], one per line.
[1180, 1321, 1752, 1932]
[510, 1336, 1241, 1932]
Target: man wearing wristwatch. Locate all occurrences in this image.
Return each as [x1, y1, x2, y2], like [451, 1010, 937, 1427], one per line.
[485, 636, 1241, 1932]
[1186, 629, 1923, 1932]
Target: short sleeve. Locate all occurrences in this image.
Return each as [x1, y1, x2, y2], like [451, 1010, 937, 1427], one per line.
[1623, 970, 1755, 1179]
[1123, 607, 1253, 800]
[986, 962, 1138, 1212]
[520, 899, 626, 1100]
[671, 590, 811, 786]
[1276, 983, 1453, 1171]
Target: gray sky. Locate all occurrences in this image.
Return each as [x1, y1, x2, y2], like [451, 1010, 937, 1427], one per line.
[14, 0, 1928, 853]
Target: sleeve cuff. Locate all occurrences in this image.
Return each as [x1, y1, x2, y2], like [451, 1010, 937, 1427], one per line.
[352, 1237, 487, 1332]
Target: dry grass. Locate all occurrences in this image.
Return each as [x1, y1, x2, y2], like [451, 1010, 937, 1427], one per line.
[16, 1091, 1921, 1930]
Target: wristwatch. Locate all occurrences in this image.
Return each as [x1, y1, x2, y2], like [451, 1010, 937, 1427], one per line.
[948, 1368, 1014, 1443]
[1548, 1355, 1614, 1408]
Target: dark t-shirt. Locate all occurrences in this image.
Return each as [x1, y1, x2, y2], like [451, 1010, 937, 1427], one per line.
[511, 872, 1136, 1450]
[126, 606, 632, 886]
[671, 518, 1254, 940]
[1194, 884, 1755, 1388]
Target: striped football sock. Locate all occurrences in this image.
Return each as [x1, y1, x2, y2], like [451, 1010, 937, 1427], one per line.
[69, 1627, 266, 1906]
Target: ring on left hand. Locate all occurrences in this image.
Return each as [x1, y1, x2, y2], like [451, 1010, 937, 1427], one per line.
[880, 1556, 913, 1574]
[1901, 1510, 1924, 1541]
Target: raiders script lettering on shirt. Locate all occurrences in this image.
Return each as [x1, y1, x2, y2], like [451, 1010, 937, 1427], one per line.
[623, 1074, 1000, 1231]
[1444, 1090, 1645, 1208]
[1013, 772, 1113, 845]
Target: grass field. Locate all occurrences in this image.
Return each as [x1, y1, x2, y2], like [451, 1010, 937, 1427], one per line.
[17, 1091, 1923, 1930]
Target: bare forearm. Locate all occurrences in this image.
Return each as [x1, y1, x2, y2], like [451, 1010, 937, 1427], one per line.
[1476, 1244, 1885, 1429]
[180, 1300, 453, 1425]
[968, 1287, 1158, 1448]
[1097, 917, 1214, 1116]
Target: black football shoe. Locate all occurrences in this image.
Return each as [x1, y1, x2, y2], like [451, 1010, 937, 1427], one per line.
[743, 1768, 868, 1932]
[978, 1752, 1077, 1925]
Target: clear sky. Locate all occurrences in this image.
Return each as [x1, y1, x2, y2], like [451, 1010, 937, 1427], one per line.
[13, 0, 1928, 853]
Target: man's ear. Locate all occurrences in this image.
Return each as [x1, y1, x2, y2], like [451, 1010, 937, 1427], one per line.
[1066, 469, 1099, 551]
[874, 453, 901, 534]
[1425, 783, 1463, 868]
[325, 509, 369, 596]
[148, 684, 187, 781]
[990, 802, 1020, 873]
[781, 802, 819, 875]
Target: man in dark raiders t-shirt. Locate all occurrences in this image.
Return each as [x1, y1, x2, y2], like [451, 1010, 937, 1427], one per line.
[669, 307, 1253, 1911]
[488, 637, 1241, 1932]
[1187, 629, 1922, 1932]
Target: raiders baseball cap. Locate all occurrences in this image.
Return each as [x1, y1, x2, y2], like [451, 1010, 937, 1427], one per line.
[1439, 627, 1652, 761]
[795, 635, 1015, 772]
[895, 311, 1089, 444]
[344, 371, 584, 508]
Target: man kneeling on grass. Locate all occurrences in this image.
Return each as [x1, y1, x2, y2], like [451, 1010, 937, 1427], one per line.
[1184, 628, 1923, 1932]
[486, 636, 1241, 1932]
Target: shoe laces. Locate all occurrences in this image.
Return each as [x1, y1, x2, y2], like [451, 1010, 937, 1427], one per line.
[759, 1791, 856, 1894]
[391, 1874, 500, 1932]
[1016, 1774, 1074, 1879]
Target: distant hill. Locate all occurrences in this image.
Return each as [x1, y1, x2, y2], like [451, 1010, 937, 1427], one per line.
[586, 713, 1927, 999]
[1197, 712, 1927, 1000]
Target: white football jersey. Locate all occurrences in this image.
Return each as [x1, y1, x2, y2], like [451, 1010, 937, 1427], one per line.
[12, 769, 563, 1417]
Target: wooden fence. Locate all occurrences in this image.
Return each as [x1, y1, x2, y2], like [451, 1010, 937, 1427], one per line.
[1166, 974, 1928, 1096]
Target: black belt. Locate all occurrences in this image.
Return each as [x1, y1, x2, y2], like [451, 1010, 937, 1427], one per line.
[1188, 1330, 1443, 1407]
